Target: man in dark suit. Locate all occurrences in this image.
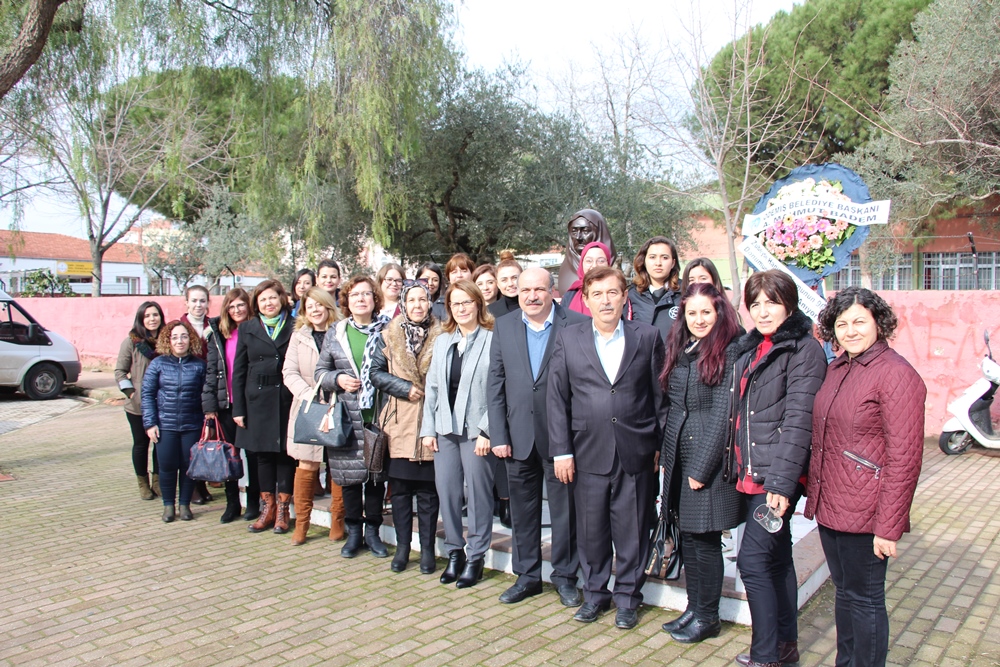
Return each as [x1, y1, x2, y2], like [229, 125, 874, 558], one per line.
[547, 266, 666, 629]
[488, 267, 589, 607]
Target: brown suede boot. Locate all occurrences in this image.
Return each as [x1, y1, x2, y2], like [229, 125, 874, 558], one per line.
[248, 492, 276, 533]
[150, 474, 161, 497]
[328, 481, 346, 540]
[137, 475, 154, 501]
[291, 468, 315, 546]
[274, 493, 292, 534]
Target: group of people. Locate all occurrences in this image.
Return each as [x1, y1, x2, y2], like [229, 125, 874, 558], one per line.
[115, 227, 926, 667]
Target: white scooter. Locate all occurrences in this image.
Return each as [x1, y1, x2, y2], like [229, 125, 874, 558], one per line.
[940, 330, 1000, 455]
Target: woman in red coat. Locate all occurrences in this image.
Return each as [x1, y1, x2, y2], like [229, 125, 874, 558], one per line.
[806, 287, 926, 667]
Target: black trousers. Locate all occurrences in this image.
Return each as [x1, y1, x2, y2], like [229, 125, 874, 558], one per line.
[507, 448, 578, 587]
[126, 411, 158, 477]
[342, 479, 386, 527]
[819, 526, 890, 667]
[214, 410, 241, 505]
[681, 530, 724, 623]
[737, 490, 802, 664]
[389, 476, 439, 550]
[574, 456, 655, 610]
[257, 451, 296, 495]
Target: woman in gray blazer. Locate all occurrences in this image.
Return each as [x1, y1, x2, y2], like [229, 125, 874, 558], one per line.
[421, 280, 495, 589]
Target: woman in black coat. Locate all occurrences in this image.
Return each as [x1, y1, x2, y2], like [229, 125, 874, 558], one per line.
[728, 270, 827, 667]
[232, 279, 295, 535]
[658, 283, 744, 643]
[202, 287, 254, 523]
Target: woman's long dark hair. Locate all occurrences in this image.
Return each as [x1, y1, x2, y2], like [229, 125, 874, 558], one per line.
[131, 301, 164, 341]
[660, 283, 740, 387]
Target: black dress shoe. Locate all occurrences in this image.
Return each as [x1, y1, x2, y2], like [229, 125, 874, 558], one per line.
[178, 505, 194, 521]
[661, 609, 695, 633]
[391, 546, 410, 573]
[573, 601, 611, 623]
[670, 617, 721, 643]
[440, 550, 466, 584]
[455, 558, 484, 588]
[161, 505, 175, 523]
[736, 640, 799, 666]
[499, 581, 543, 604]
[615, 607, 639, 629]
[556, 584, 582, 607]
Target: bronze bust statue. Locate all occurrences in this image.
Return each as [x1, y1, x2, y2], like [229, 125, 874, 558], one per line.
[558, 209, 615, 293]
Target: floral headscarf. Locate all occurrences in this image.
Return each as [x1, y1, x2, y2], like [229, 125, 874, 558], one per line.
[399, 280, 435, 356]
[567, 241, 612, 316]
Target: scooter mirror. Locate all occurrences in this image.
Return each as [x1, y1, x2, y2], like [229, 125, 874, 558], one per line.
[986, 329, 994, 360]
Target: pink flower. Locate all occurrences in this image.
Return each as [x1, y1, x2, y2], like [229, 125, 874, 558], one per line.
[826, 229, 839, 240]
[817, 220, 830, 232]
[795, 229, 808, 241]
[776, 248, 788, 260]
[836, 219, 849, 231]
[804, 222, 817, 235]
[809, 235, 823, 249]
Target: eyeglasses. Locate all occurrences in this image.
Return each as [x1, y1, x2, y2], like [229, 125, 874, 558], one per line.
[450, 300, 476, 311]
[349, 291, 374, 300]
[382, 278, 403, 285]
[228, 303, 247, 311]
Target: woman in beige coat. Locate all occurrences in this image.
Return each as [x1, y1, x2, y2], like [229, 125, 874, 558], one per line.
[282, 287, 344, 545]
[370, 280, 443, 573]
[115, 301, 165, 500]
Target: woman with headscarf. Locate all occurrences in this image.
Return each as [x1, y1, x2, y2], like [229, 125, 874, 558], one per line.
[557, 209, 615, 294]
[561, 241, 612, 316]
[315, 275, 393, 559]
[370, 280, 444, 573]
[115, 301, 164, 500]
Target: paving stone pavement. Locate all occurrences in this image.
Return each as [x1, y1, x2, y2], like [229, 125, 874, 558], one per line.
[1, 404, 999, 666]
[0, 394, 86, 437]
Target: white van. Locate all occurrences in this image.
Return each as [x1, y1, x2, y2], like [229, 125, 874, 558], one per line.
[0, 289, 81, 399]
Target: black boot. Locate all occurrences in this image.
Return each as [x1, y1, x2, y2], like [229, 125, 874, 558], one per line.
[391, 545, 410, 572]
[390, 489, 413, 572]
[220, 481, 242, 524]
[365, 524, 389, 558]
[416, 485, 439, 575]
[499, 499, 511, 529]
[440, 549, 466, 584]
[455, 557, 485, 588]
[341, 522, 364, 558]
[243, 489, 261, 522]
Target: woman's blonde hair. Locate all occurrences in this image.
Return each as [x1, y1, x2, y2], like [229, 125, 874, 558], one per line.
[442, 280, 495, 334]
[295, 287, 342, 330]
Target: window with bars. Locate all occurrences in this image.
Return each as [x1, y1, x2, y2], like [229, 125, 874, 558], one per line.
[872, 254, 914, 291]
[830, 254, 863, 290]
[922, 252, 1000, 290]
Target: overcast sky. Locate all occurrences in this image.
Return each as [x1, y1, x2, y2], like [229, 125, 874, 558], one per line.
[5, 0, 798, 239]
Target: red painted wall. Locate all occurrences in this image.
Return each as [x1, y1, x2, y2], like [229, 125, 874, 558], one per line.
[16, 292, 1000, 436]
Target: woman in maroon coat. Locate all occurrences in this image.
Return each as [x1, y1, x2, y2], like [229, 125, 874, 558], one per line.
[806, 287, 925, 667]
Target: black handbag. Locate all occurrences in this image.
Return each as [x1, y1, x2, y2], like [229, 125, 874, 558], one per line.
[293, 373, 353, 449]
[188, 416, 244, 483]
[645, 509, 682, 580]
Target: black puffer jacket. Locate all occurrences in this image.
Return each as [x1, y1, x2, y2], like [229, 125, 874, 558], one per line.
[141, 354, 206, 432]
[661, 338, 743, 534]
[202, 317, 230, 413]
[627, 285, 680, 342]
[725, 310, 827, 498]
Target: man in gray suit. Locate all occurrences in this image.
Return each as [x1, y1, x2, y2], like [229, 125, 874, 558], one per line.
[488, 267, 589, 607]
[548, 266, 666, 629]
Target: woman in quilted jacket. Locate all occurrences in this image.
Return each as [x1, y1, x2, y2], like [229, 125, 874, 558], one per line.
[807, 287, 925, 667]
[730, 270, 827, 667]
[658, 283, 743, 643]
[141, 320, 206, 523]
[315, 275, 392, 560]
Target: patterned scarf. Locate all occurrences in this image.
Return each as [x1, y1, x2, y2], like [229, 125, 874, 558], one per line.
[399, 280, 434, 356]
[349, 313, 391, 409]
[129, 331, 160, 360]
[260, 312, 286, 340]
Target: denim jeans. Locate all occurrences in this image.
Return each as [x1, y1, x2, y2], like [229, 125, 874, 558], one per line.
[819, 525, 890, 667]
[155, 429, 200, 506]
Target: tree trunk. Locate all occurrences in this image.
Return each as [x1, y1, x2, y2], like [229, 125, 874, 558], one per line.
[0, 0, 71, 100]
[90, 244, 103, 298]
